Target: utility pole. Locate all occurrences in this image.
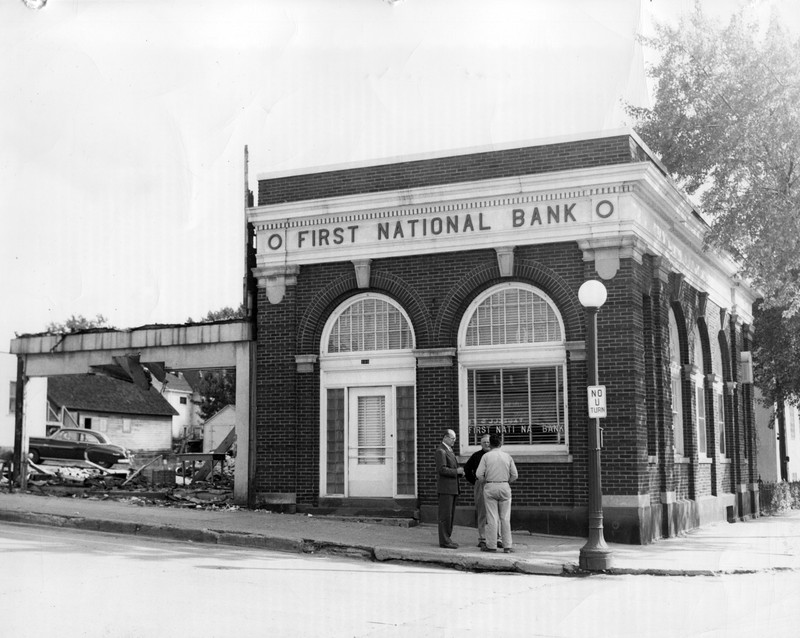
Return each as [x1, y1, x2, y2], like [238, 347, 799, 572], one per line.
[12, 355, 27, 490]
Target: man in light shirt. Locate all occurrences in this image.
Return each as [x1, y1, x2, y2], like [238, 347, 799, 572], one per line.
[476, 433, 518, 553]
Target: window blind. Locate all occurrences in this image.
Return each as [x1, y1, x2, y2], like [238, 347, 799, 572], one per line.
[357, 395, 386, 465]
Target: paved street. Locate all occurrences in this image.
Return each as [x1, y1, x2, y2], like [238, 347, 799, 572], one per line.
[2, 521, 800, 637]
[3, 491, 800, 576]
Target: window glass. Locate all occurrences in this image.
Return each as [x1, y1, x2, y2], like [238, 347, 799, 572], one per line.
[669, 309, 685, 456]
[465, 287, 562, 346]
[693, 325, 708, 458]
[695, 385, 707, 456]
[715, 393, 726, 455]
[8, 381, 15, 414]
[466, 366, 564, 446]
[327, 296, 412, 353]
[460, 284, 567, 453]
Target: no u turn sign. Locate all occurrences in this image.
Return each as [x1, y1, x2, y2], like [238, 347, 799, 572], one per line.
[588, 385, 607, 419]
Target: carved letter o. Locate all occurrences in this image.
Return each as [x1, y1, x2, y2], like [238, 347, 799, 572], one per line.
[595, 200, 614, 219]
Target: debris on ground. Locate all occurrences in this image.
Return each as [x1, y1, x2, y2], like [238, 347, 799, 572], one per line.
[0, 452, 237, 512]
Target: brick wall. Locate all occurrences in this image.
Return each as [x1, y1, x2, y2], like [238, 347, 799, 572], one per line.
[258, 135, 659, 206]
[252, 241, 755, 532]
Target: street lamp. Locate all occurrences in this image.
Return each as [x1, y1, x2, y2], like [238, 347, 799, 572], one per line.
[578, 280, 613, 571]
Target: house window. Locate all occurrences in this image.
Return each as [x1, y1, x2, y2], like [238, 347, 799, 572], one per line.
[8, 381, 15, 414]
[459, 283, 568, 455]
[669, 309, 685, 457]
[84, 417, 93, 430]
[122, 418, 132, 433]
[180, 397, 188, 405]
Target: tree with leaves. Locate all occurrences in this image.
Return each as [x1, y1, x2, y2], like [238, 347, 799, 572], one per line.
[194, 369, 236, 421]
[45, 313, 114, 334]
[186, 303, 247, 324]
[753, 303, 800, 406]
[752, 301, 800, 480]
[628, 3, 800, 311]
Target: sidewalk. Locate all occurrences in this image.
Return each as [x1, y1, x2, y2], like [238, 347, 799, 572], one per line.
[1, 491, 799, 576]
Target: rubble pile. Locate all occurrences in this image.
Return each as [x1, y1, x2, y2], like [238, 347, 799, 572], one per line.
[1, 454, 237, 512]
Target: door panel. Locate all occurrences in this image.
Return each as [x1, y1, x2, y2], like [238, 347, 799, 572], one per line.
[348, 387, 393, 496]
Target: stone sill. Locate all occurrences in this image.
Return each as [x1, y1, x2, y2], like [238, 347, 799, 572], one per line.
[458, 454, 572, 464]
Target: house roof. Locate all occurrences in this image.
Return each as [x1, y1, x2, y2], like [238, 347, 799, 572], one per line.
[163, 372, 194, 393]
[48, 374, 178, 417]
[203, 404, 235, 425]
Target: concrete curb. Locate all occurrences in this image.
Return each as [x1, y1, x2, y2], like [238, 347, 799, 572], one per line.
[3, 507, 797, 577]
[0, 508, 566, 575]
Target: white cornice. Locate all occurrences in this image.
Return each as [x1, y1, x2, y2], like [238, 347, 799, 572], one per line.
[249, 163, 649, 228]
[248, 159, 758, 320]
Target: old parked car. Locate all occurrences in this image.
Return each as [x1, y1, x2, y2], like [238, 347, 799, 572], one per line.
[28, 428, 130, 468]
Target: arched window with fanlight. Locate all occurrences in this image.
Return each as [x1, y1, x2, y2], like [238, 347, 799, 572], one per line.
[320, 293, 417, 499]
[458, 283, 568, 455]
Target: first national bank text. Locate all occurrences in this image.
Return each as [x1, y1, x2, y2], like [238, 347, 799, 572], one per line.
[266, 204, 580, 251]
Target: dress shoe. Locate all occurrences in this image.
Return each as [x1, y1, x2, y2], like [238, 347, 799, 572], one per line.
[480, 546, 497, 552]
[477, 541, 486, 549]
[497, 541, 504, 549]
[440, 542, 459, 549]
[503, 547, 514, 553]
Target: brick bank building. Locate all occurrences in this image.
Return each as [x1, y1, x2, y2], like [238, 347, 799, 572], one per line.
[246, 130, 759, 544]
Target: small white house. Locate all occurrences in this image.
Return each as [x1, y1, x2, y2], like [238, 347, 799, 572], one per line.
[203, 404, 235, 453]
[755, 388, 800, 483]
[152, 372, 201, 440]
[46, 374, 178, 454]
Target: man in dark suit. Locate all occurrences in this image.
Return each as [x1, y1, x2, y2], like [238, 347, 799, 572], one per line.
[435, 428, 464, 548]
[464, 433, 492, 548]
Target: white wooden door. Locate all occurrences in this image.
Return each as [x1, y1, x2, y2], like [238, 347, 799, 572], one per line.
[348, 387, 393, 496]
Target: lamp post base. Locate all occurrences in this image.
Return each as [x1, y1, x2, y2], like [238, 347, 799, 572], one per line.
[579, 545, 613, 571]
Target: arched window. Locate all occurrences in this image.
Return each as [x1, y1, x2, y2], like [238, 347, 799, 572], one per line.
[669, 308, 685, 457]
[714, 333, 729, 457]
[693, 324, 708, 459]
[324, 294, 414, 354]
[458, 283, 567, 454]
[320, 293, 417, 499]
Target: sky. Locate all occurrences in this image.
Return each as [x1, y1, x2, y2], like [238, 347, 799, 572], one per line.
[1, 0, 798, 363]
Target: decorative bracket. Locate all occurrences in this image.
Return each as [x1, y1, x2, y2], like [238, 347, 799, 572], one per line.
[252, 265, 300, 305]
[578, 236, 644, 280]
[352, 259, 372, 289]
[697, 292, 708, 318]
[669, 272, 685, 304]
[494, 246, 516, 277]
[295, 354, 318, 374]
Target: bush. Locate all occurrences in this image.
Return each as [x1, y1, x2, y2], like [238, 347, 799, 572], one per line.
[759, 481, 800, 514]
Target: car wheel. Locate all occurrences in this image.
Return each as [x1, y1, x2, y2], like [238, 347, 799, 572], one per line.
[29, 449, 40, 464]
